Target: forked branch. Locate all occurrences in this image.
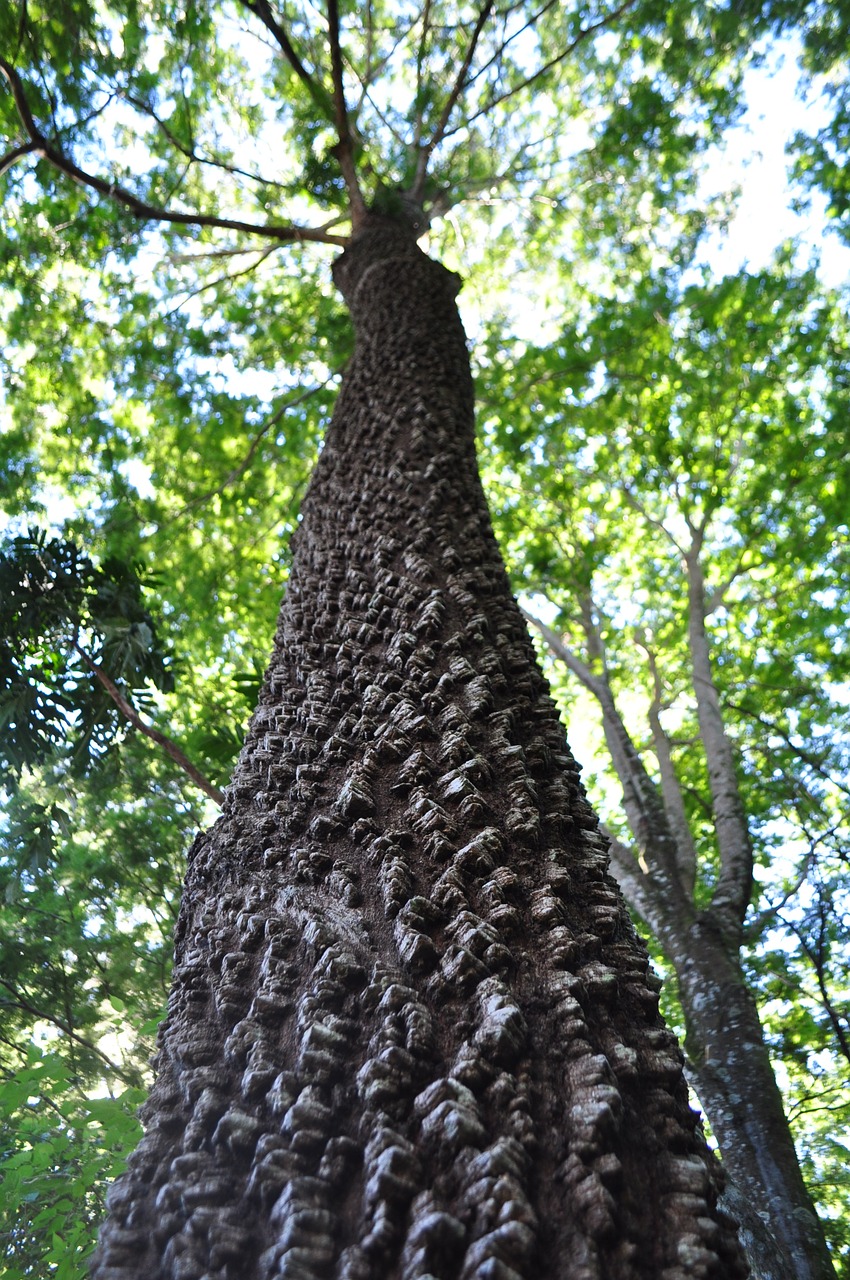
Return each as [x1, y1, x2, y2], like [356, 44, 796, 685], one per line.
[412, 0, 494, 198]
[524, 607, 693, 916]
[440, 0, 637, 141]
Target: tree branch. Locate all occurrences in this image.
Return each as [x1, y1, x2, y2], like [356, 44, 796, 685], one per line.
[0, 976, 135, 1083]
[778, 909, 850, 1066]
[412, 0, 434, 149]
[413, 0, 494, 197]
[728, 698, 850, 801]
[121, 89, 290, 190]
[239, 0, 333, 121]
[685, 546, 753, 940]
[326, 0, 367, 226]
[0, 56, 347, 246]
[521, 607, 605, 697]
[440, 0, 637, 140]
[72, 642, 224, 805]
[524, 607, 692, 916]
[621, 481, 687, 556]
[604, 829, 659, 929]
[161, 241, 281, 319]
[462, 0, 560, 95]
[638, 635, 698, 897]
[0, 137, 36, 176]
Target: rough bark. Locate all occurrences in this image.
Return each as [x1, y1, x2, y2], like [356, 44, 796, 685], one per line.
[526, 617, 836, 1279]
[673, 918, 835, 1280]
[92, 219, 745, 1280]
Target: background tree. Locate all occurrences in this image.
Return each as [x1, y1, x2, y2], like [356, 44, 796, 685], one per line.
[1, 1, 847, 1277]
[482, 252, 850, 1271]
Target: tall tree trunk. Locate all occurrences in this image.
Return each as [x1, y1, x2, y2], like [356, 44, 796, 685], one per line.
[527, 612, 839, 1280]
[92, 218, 745, 1280]
[672, 917, 836, 1280]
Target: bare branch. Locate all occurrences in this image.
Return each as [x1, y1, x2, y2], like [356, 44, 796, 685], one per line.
[685, 546, 753, 939]
[744, 853, 814, 942]
[521, 607, 605, 697]
[239, 0, 333, 121]
[121, 89, 290, 190]
[0, 137, 37, 176]
[161, 241, 281, 319]
[638, 635, 699, 897]
[72, 642, 224, 805]
[604, 829, 659, 929]
[327, 0, 367, 225]
[440, 0, 638, 141]
[0, 56, 348, 246]
[621, 482, 688, 556]
[776, 908, 850, 1065]
[525, 605, 694, 914]
[413, 0, 494, 197]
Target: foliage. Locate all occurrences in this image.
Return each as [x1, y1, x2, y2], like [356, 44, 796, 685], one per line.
[0, 530, 175, 784]
[0, 744, 195, 1277]
[478, 252, 850, 1267]
[0, 1050, 145, 1280]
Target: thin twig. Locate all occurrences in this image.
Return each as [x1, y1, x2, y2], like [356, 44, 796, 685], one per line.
[463, 0, 560, 93]
[440, 0, 637, 141]
[121, 89, 290, 189]
[161, 241, 280, 318]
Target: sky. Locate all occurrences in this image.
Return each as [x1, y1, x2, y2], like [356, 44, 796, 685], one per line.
[698, 37, 850, 285]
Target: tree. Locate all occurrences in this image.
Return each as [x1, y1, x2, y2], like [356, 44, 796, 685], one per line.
[0, 1, 845, 1277]
[482, 257, 850, 1277]
[87, 209, 752, 1278]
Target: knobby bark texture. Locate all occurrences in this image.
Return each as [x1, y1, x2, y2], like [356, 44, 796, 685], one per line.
[92, 219, 746, 1280]
[528, 613, 836, 1280]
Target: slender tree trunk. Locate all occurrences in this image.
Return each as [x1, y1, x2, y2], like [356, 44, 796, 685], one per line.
[671, 917, 836, 1280]
[92, 218, 745, 1280]
[528, 613, 838, 1278]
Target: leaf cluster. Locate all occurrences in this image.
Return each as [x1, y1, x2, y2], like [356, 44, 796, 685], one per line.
[0, 530, 172, 785]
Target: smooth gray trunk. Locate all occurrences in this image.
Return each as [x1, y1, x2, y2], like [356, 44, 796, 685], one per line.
[92, 219, 744, 1279]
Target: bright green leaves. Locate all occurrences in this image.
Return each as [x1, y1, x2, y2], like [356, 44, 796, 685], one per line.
[479, 248, 850, 1263]
[785, 0, 850, 245]
[0, 530, 173, 785]
[0, 1055, 146, 1280]
[0, 739, 193, 1276]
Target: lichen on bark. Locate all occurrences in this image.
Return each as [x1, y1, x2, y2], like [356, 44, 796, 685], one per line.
[92, 217, 746, 1280]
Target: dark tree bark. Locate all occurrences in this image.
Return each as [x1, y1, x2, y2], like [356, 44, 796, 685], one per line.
[528, 607, 839, 1280]
[92, 219, 746, 1280]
